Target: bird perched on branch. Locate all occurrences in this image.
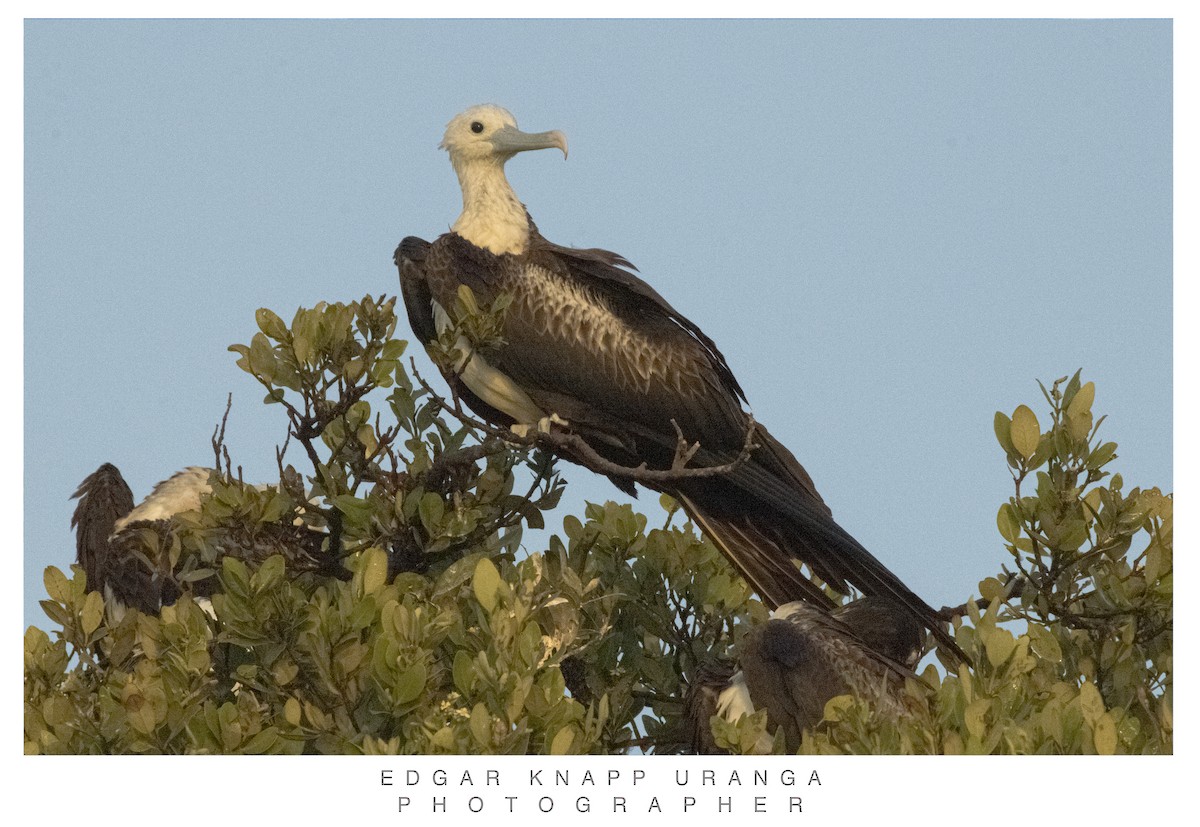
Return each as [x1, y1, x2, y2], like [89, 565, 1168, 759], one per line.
[686, 596, 925, 754]
[71, 464, 339, 618]
[396, 104, 963, 660]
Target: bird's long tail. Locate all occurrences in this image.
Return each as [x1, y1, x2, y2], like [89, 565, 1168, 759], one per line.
[678, 495, 836, 609]
[672, 424, 967, 663]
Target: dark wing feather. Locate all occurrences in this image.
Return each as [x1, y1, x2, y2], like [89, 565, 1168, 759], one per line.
[395, 236, 439, 346]
[70, 463, 134, 594]
[832, 595, 925, 670]
[395, 236, 526, 430]
[684, 660, 739, 755]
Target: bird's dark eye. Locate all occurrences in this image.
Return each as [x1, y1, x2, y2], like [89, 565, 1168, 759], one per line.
[470, 121, 484, 134]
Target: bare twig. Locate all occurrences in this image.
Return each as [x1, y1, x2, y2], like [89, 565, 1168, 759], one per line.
[211, 394, 234, 476]
[275, 428, 293, 479]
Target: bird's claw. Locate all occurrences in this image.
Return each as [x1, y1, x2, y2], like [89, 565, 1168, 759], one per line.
[510, 413, 568, 439]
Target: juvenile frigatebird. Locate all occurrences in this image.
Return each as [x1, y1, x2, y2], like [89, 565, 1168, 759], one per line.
[396, 105, 962, 659]
[686, 596, 925, 753]
[71, 464, 337, 617]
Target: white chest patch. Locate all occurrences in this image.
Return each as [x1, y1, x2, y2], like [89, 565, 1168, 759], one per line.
[432, 300, 547, 425]
[716, 671, 776, 754]
[717, 671, 756, 722]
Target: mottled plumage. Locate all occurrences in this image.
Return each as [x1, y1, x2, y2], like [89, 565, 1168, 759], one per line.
[397, 104, 963, 658]
[687, 597, 924, 754]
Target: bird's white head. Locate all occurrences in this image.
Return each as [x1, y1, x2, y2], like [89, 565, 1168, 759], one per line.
[440, 104, 568, 255]
[440, 104, 568, 165]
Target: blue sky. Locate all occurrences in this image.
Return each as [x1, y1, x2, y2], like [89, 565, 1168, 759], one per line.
[24, 19, 1172, 632]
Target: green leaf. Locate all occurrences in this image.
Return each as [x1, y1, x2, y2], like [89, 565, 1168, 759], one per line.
[255, 308, 289, 341]
[43, 566, 70, 604]
[248, 332, 277, 382]
[382, 340, 408, 360]
[1010, 405, 1041, 459]
[42, 695, 73, 727]
[456, 284, 481, 315]
[978, 577, 1005, 601]
[453, 649, 476, 695]
[293, 331, 313, 365]
[473, 558, 502, 613]
[80, 590, 104, 637]
[242, 727, 281, 754]
[1063, 369, 1082, 408]
[228, 343, 251, 371]
[1067, 411, 1093, 441]
[1067, 380, 1095, 418]
[1058, 519, 1089, 551]
[984, 627, 1016, 667]
[549, 725, 575, 755]
[254, 555, 286, 591]
[1087, 441, 1118, 470]
[343, 357, 365, 383]
[469, 703, 492, 748]
[1027, 625, 1062, 663]
[331, 494, 373, 524]
[1093, 712, 1118, 755]
[360, 546, 388, 595]
[221, 555, 251, 594]
[394, 662, 427, 705]
[822, 695, 854, 723]
[1079, 681, 1104, 726]
[283, 697, 302, 727]
[272, 658, 299, 686]
[993, 411, 1015, 455]
[1094, 710, 1118, 753]
[964, 698, 990, 739]
[995, 504, 1021, 543]
[418, 492, 445, 534]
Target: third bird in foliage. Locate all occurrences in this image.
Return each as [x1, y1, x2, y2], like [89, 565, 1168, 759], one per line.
[686, 596, 926, 753]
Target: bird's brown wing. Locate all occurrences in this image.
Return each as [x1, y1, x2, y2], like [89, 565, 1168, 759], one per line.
[70, 463, 134, 593]
[395, 231, 965, 661]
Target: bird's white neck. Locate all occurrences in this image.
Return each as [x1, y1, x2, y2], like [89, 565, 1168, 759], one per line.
[451, 159, 531, 256]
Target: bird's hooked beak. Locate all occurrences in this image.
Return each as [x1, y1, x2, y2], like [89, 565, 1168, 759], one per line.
[490, 125, 568, 160]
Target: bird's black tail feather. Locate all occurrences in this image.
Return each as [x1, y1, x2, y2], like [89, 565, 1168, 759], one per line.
[673, 424, 968, 663]
[678, 494, 835, 610]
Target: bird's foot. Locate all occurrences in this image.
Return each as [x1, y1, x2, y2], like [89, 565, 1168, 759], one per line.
[510, 413, 568, 439]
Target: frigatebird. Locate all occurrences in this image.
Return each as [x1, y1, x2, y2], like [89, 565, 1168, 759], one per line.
[395, 105, 962, 660]
[71, 464, 337, 617]
[686, 596, 924, 753]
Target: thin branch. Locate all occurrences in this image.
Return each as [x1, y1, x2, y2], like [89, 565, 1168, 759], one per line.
[939, 575, 1025, 620]
[409, 359, 760, 485]
[275, 428, 293, 479]
[211, 393, 234, 476]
